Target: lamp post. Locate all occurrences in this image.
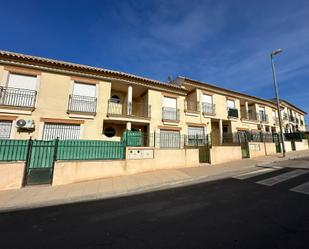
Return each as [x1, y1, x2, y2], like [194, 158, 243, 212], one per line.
[270, 48, 286, 157]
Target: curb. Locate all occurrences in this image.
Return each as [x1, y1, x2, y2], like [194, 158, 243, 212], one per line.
[1, 153, 308, 213]
[0, 166, 257, 213]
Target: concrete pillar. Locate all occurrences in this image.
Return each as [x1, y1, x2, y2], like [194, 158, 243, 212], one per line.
[219, 119, 223, 145]
[245, 101, 249, 119]
[127, 85, 133, 115]
[126, 122, 131, 131]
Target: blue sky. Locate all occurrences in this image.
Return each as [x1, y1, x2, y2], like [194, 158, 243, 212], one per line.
[1, 0, 309, 119]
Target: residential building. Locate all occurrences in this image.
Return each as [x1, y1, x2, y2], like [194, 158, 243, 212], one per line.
[269, 99, 307, 133]
[0, 50, 307, 146]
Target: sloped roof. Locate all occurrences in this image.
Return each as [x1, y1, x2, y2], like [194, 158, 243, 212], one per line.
[0, 50, 184, 91]
[269, 98, 307, 115]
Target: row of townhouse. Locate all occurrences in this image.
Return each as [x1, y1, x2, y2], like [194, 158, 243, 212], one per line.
[0, 50, 307, 147]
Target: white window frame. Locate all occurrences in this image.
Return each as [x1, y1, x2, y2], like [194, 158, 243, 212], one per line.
[227, 99, 235, 109]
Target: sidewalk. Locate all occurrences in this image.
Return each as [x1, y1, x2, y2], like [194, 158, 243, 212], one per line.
[0, 150, 308, 212]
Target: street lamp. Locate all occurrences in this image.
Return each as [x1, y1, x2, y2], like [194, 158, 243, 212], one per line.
[270, 48, 286, 157]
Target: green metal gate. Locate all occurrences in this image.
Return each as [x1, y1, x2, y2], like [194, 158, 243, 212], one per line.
[199, 144, 210, 163]
[238, 132, 250, 158]
[24, 139, 58, 185]
[273, 133, 282, 153]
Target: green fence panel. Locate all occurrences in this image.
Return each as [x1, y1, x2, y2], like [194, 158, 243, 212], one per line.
[57, 140, 125, 160]
[29, 140, 56, 169]
[123, 131, 143, 146]
[0, 139, 29, 161]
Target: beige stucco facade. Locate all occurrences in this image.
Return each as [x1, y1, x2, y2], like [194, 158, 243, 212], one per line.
[0, 50, 307, 147]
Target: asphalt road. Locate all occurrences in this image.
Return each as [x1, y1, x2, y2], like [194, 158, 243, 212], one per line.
[1, 159, 309, 249]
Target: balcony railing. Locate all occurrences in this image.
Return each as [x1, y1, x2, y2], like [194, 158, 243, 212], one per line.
[227, 108, 239, 118]
[107, 100, 151, 119]
[241, 110, 258, 121]
[282, 113, 288, 120]
[162, 107, 180, 121]
[202, 102, 216, 114]
[184, 100, 200, 112]
[289, 115, 295, 122]
[67, 95, 97, 114]
[258, 113, 269, 123]
[0, 86, 37, 108]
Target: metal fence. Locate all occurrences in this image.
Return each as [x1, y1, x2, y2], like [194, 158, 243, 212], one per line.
[162, 107, 180, 121]
[123, 131, 210, 149]
[202, 102, 216, 114]
[57, 140, 125, 160]
[0, 139, 125, 162]
[67, 94, 97, 114]
[284, 132, 305, 141]
[222, 132, 277, 144]
[0, 86, 37, 108]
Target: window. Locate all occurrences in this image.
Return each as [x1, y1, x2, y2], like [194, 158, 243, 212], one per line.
[163, 96, 177, 108]
[188, 126, 205, 145]
[73, 82, 96, 97]
[0, 120, 12, 139]
[227, 99, 235, 109]
[7, 73, 37, 90]
[110, 95, 120, 103]
[163, 97, 178, 120]
[104, 127, 116, 138]
[160, 130, 180, 148]
[202, 94, 214, 113]
[42, 123, 80, 140]
[202, 94, 212, 104]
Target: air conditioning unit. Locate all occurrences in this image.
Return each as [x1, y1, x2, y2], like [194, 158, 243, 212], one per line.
[16, 119, 35, 129]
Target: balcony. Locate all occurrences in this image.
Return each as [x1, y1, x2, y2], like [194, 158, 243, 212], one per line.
[282, 113, 288, 120]
[258, 113, 269, 123]
[67, 94, 97, 114]
[107, 99, 151, 119]
[227, 108, 239, 118]
[162, 107, 180, 122]
[289, 115, 295, 122]
[0, 86, 37, 109]
[184, 100, 200, 113]
[202, 102, 216, 115]
[273, 117, 279, 125]
[241, 110, 258, 121]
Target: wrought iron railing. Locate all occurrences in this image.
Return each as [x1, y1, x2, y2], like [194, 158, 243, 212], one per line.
[202, 102, 216, 114]
[258, 113, 269, 123]
[67, 95, 97, 114]
[289, 115, 295, 122]
[0, 86, 37, 108]
[282, 113, 288, 120]
[107, 100, 151, 118]
[184, 100, 200, 112]
[162, 107, 180, 121]
[227, 108, 239, 118]
[222, 131, 277, 144]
